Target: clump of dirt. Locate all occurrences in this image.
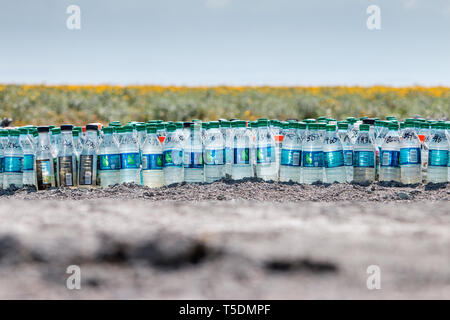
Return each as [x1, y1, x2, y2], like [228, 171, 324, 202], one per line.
[1, 179, 448, 202]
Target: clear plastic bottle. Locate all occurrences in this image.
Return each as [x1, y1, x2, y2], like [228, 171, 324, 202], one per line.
[302, 123, 324, 184]
[204, 121, 225, 183]
[353, 124, 376, 183]
[35, 126, 56, 190]
[337, 122, 353, 182]
[400, 122, 422, 184]
[418, 122, 431, 171]
[323, 124, 346, 183]
[279, 122, 301, 183]
[57, 125, 78, 187]
[18, 128, 35, 187]
[231, 121, 253, 180]
[163, 124, 184, 185]
[98, 127, 121, 187]
[255, 119, 278, 181]
[427, 123, 449, 183]
[78, 125, 98, 188]
[183, 123, 204, 183]
[221, 121, 233, 178]
[142, 125, 164, 187]
[0, 129, 10, 189]
[119, 125, 141, 184]
[3, 129, 24, 188]
[379, 122, 401, 182]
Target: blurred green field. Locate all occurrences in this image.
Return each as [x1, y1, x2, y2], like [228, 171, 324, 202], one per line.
[0, 84, 448, 126]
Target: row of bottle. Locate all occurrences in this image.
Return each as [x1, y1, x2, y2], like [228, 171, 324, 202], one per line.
[0, 117, 449, 190]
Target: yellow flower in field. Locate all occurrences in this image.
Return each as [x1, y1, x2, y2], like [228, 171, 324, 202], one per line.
[244, 110, 251, 117]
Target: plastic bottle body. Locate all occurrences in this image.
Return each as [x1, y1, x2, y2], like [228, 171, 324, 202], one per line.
[35, 130, 56, 190]
[427, 127, 449, 183]
[78, 130, 98, 188]
[279, 128, 301, 183]
[231, 125, 253, 180]
[323, 129, 346, 183]
[400, 128, 422, 184]
[119, 130, 141, 184]
[98, 132, 121, 188]
[302, 126, 323, 184]
[204, 126, 224, 183]
[352, 129, 376, 183]
[163, 128, 184, 185]
[142, 132, 164, 188]
[255, 124, 278, 181]
[379, 129, 401, 182]
[20, 131, 35, 187]
[3, 133, 24, 188]
[183, 126, 204, 183]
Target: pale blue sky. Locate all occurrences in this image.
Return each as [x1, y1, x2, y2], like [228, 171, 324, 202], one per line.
[0, 0, 449, 86]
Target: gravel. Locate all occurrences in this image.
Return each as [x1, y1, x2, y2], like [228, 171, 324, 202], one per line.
[0, 180, 449, 299]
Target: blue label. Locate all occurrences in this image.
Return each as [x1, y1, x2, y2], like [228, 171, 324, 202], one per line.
[302, 151, 323, 168]
[428, 150, 448, 167]
[256, 146, 274, 164]
[120, 152, 141, 169]
[380, 150, 400, 168]
[225, 147, 232, 164]
[324, 150, 344, 168]
[4, 156, 23, 173]
[353, 151, 375, 168]
[142, 153, 163, 170]
[400, 147, 421, 165]
[163, 149, 183, 167]
[0, 157, 3, 173]
[184, 151, 203, 169]
[204, 148, 224, 165]
[99, 154, 121, 170]
[23, 154, 35, 171]
[280, 149, 301, 166]
[343, 150, 353, 166]
[233, 147, 250, 165]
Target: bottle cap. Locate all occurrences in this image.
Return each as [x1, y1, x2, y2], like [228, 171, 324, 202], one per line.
[359, 124, 370, 131]
[86, 124, 98, 131]
[37, 126, 50, 133]
[325, 124, 336, 131]
[60, 124, 73, 131]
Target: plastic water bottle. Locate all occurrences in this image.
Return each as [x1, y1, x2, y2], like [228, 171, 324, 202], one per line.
[35, 126, 56, 190]
[447, 123, 450, 182]
[302, 123, 324, 184]
[57, 125, 78, 187]
[337, 122, 353, 182]
[204, 121, 225, 183]
[3, 130, 24, 188]
[323, 124, 346, 183]
[255, 119, 278, 181]
[98, 127, 121, 187]
[18, 128, 35, 187]
[279, 122, 301, 183]
[231, 120, 253, 180]
[0, 129, 9, 189]
[353, 124, 376, 183]
[400, 122, 422, 184]
[427, 122, 449, 183]
[78, 125, 98, 188]
[119, 125, 141, 184]
[72, 128, 83, 155]
[221, 121, 233, 178]
[418, 122, 431, 171]
[379, 122, 401, 182]
[183, 123, 204, 183]
[163, 124, 184, 185]
[142, 125, 164, 188]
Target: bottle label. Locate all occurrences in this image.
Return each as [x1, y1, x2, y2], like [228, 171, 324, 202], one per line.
[353, 151, 375, 168]
[4, 156, 23, 173]
[343, 150, 353, 166]
[36, 159, 53, 190]
[58, 156, 74, 187]
[233, 147, 250, 165]
[163, 149, 183, 167]
[400, 147, 421, 165]
[99, 154, 121, 171]
[142, 153, 163, 170]
[120, 152, 141, 169]
[280, 149, 301, 166]
[302, 151, 323, 168]
[380, 150, 400, 167]
[428, 150, 448, 167]
[0, 156, 3, 174]
[256, 146, 274, 164]
[183, 151, 203, 169]
[225, 147, 232, 164]
[79, 155, 94, 185]
[324, 150, 344, 168]
[204, 148, 224, 165]
[23, 154, 35, 171]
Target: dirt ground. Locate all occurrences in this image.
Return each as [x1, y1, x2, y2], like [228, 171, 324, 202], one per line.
[0, 180, 449, 299]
